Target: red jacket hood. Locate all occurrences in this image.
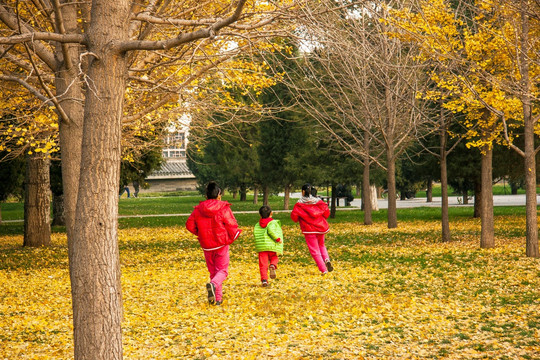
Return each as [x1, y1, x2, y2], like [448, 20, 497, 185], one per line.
[259, 217, 274, 228]
[196, 199, 231, 217]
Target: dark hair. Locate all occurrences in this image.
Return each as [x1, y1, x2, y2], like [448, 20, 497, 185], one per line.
[259, 205, 272, 219]
[302, 183, 312, 197]
[311, 186, 317, 196]
[206, 181, 222, 199]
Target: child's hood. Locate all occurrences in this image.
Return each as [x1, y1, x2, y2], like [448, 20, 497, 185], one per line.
[259, 217, 274, 228]
[196, 199, 231, 217]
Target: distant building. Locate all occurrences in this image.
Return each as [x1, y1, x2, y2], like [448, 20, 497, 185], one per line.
[143, 129, 197, 192]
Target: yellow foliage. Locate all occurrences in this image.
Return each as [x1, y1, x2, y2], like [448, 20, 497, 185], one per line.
[1, 220, 539, 359]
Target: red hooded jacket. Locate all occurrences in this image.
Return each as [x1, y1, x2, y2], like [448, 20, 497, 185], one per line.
[290, 198, 330, 234]
[186, 199, 242, 250]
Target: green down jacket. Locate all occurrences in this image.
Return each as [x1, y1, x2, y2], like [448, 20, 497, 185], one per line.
[253, 218, 284, 255]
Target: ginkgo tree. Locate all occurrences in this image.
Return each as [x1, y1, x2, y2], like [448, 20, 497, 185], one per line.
[388, 0, 540, 257]
[0, 0, 301, 358]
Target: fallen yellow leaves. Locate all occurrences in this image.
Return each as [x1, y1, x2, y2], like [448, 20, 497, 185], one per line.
[1, 219, 539, 359]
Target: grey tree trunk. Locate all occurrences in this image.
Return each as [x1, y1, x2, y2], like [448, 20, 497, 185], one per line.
[480, 146, 495, 249]
[518, 5, 539, 257]
[52, 194, 66, 226]
[426, 179, 433, 203]
[283, 184, 291, 210]
[253, 186, 259, 205]
[362, 133, 372, 225]
[440, 147, 450, 243]
[70, 1, 130, 358]
[330, 183, 336, 219]
[473, 181, 481, 219]
[386, 149, 398, 229]
[23, 154, 51, 247]
[263, 185, 269, 206]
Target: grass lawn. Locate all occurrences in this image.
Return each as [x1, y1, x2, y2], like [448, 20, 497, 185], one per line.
[1, 196, 539, 359]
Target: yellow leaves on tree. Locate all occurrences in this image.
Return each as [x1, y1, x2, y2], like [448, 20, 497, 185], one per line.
[387, 0, 540, 149]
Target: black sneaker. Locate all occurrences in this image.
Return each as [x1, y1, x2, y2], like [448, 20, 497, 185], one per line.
[325, 260, 334, 272]
[269, 265, 277, 279]
[215, 300, 222, 306]
[262, 279, 269, 287]
[206, 283, 216, 304]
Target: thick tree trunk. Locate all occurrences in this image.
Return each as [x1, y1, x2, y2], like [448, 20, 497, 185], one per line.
[70, 1, 130, 358]
[362, 134, 372, 225]
[386, 150, 398, 228]
[253, 186, 258, 205]
[480, 146, 495, 249]
[23, 154, 51, 247]
[426, 179, 433, 203]
[283, 184, 291, 210]
[55, 1, 85, 243]
[52, 194, 66, 226]
[473, 180, 481, 219]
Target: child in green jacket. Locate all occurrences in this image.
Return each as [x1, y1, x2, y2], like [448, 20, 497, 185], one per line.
[253, 205, 284, 287]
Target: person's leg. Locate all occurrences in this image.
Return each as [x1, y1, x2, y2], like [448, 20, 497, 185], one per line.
[304, 234, 328, 273]
[317, 234, 330, 262]
[210, 245, 230, 302]
[258, 251, 270, 281]
[269, 252, 278, 279]
[203, 250, 218, 303]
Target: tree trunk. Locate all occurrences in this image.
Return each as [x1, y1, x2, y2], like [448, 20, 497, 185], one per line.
[362, 141, 372, 225]
[283, 184, 291, 210]
[263, 185, 269, 206]
[52, 194, 66, 226]
[330, 183, 336, 219]
[519, 4, 539, 257]
[480, 146, 495, 249]
[473, 180, 481, 218]
[462, 189, 469, 205]
[426, 179, 433, 203]
[240, 184, 247, 202]
[70, 1, 130, 358]
[23, 154, 51, 247]
[440, 148, 450, 243]
[386, 149, 398, 228]
[253, 186, 259, 205]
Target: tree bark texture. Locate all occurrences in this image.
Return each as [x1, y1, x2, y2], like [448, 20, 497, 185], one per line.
[253, 186, 258, 205]
[480, 146, 495, 249]
[386, 150, 398, 229]
[362, 143, 372, 225]
[23, 154, 51, 247]
[283, 184, 290, 210]
[440, 149, 450, 243]
[519, 4, 539, 258]
[70, 1, 130, 358]
[52, 194, 66, 226]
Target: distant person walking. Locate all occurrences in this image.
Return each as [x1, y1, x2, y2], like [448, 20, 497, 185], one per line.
[291, 183, 334, 275]
[253, 205, 283, 287]
[186, 181, 242, 305]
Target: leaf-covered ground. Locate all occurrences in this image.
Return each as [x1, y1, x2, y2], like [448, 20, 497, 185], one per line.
[1, 217, 540, 359]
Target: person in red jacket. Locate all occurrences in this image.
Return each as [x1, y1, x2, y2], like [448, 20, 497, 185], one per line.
[186, 181, 242, 305]
[291, 183, 334, 274]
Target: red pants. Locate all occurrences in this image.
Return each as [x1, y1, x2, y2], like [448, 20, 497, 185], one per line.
[258, 251, 279, 281]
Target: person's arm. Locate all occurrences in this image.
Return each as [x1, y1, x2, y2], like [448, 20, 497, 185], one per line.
[321, 201, 330, 219]
[267, 221, 282, 242]
[290, 205, 299, 223]
[185, 210, 198, 236]
[223, 207, 242, 241]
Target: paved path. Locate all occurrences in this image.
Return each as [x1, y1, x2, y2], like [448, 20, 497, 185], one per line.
[2, 194, 528, 223]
